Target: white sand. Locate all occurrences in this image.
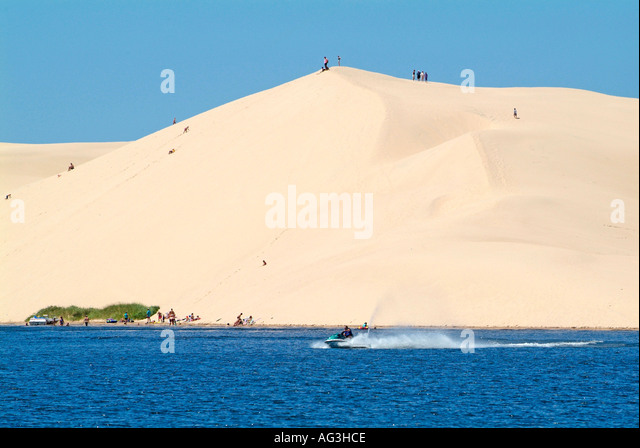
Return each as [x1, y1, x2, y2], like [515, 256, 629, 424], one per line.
[0, 68, 637, 328]
[0, 141, 127, 193]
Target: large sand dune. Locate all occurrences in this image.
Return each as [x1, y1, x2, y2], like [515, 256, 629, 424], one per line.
[1, 67, 637, 327]
[0, 141, 127, 193]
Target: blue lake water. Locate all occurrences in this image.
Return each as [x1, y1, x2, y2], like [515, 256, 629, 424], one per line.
[0, 325, 637, 428]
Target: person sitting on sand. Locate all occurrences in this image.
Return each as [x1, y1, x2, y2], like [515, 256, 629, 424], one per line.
[342, 326, 353, 338]
[68, 162, 74, 171]
[234, 313, 243, 326]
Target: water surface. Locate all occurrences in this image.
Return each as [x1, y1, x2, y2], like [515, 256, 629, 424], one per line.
[0, 326, 637, 428]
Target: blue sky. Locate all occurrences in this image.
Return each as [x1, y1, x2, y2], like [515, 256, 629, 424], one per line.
[1, 0, 638, 143]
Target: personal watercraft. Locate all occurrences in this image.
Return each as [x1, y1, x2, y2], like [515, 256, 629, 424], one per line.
[324, 332, 352, 348]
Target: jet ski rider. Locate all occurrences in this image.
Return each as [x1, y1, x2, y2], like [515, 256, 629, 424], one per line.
[342, 326, 353, 338]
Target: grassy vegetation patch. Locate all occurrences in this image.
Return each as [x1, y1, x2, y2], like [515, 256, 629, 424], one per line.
[28, 303, 160, 322]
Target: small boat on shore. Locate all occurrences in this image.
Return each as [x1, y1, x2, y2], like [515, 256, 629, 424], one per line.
[28, 315, 57, 326]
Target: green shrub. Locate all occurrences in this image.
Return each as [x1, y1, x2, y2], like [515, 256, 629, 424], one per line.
[28, 303, 160, 322]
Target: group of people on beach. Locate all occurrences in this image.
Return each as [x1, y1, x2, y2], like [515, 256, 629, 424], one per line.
[233, 313, 255, 326]
[412, 69, 428, 82]
[166, 309, 177, 325]
[39, 311, 367, 332]
[153, 309, 200, 325]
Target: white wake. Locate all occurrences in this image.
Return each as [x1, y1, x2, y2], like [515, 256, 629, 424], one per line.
[312, 330, 603, 350]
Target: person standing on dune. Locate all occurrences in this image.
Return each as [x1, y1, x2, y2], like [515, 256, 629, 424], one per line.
[324, 56, 329, 70]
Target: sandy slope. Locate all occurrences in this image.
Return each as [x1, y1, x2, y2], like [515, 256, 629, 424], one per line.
[0, 67, 637, 327]
[0, 141, 127, 193]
